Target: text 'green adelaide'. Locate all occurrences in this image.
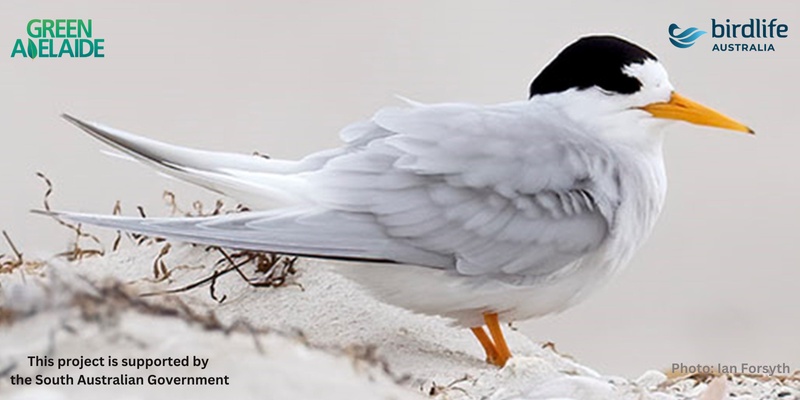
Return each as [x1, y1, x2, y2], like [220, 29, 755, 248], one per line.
[11, 19, 105, 59]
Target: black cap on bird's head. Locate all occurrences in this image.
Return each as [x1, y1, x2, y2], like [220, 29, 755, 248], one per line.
[529, 36, 657, 98]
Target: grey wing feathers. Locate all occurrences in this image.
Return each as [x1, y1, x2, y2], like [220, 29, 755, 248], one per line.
[311, 102, 621, 277]
[58, 102, 621, 279]
[43, 208, 453, 267]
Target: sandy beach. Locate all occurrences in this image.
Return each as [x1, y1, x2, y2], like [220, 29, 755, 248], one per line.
[2, 240, 797, 400]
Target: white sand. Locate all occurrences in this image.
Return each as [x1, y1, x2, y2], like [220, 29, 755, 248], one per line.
[1, 243, 797, 399]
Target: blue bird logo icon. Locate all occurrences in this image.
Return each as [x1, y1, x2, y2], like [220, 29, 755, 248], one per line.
[668, 23, 707, 48]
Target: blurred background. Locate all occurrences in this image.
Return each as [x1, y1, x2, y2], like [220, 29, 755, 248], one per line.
[1, 0, 797, 377]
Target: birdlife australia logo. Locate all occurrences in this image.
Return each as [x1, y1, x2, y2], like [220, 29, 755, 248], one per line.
[668, 19, 788, 52]
[668, 24, 707, 48]
[10, 19, 105, 59]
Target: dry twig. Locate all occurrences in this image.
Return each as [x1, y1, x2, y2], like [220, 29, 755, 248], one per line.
[36, 172, 105, 261]
[0, 230, 24, 273]
[31, 175, 302, 304]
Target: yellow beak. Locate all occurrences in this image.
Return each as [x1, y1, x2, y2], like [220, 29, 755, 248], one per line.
[641, 92, 754, 134]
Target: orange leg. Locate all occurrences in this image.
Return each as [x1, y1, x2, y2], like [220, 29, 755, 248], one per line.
[484, 312, 511, 367]
[470, 327, 499, 365]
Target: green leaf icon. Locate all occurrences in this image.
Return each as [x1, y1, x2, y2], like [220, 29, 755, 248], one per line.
[27, 38, 37, 59]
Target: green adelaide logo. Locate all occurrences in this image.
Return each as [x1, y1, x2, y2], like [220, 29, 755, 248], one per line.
[10, 19, 104, 59]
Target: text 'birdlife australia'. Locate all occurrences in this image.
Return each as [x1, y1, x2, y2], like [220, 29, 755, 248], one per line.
[10, 19, 105, 59]
[668, 19, 788, 52]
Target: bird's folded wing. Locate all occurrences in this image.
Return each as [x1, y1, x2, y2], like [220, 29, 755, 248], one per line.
[55, 102, 623, 279]
[40, 207, 453, 267]
[311, 101, 623, 277]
